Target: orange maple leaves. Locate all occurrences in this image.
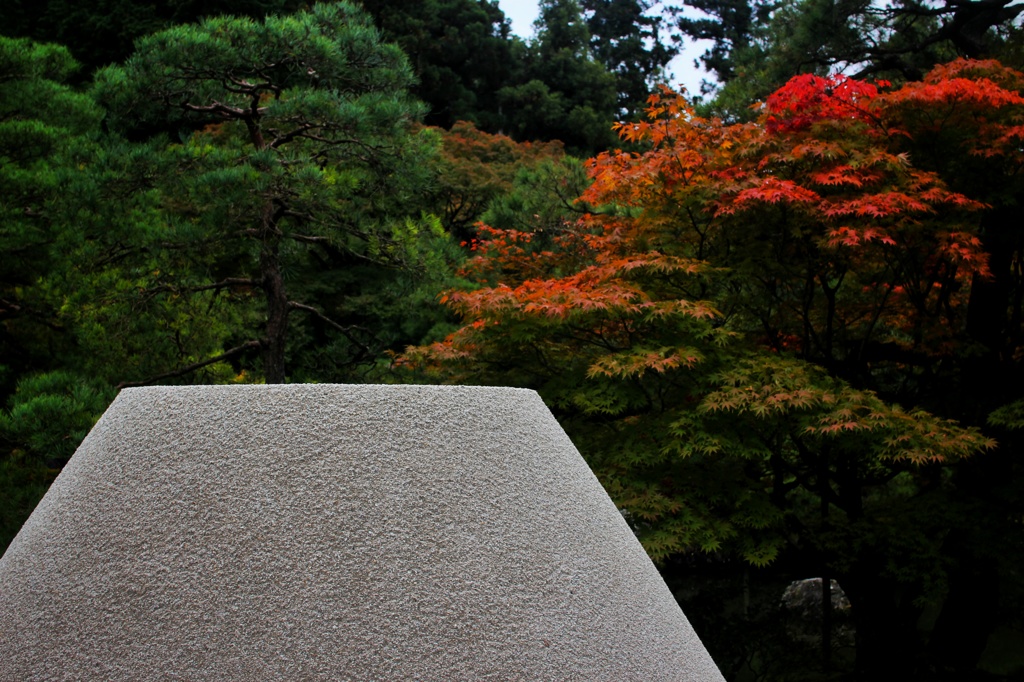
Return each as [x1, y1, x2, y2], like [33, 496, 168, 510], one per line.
[397, 62, 1021, 570]
[409, 59, 1024, 382]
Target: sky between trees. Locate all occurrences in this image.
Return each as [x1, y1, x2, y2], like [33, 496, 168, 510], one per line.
[498, 0, 714, 94]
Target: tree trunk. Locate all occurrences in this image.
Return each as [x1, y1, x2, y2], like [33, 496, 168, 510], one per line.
[927, 542, 999, 675]
[819, 453, 833, 671]
[260, 243, 288, 383]
[841, 570, 924, 680]
[259, 202, 289, 384]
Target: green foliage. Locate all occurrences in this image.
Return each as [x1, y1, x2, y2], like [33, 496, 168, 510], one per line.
[0, 35, 103, 393]
[428, 121, 569, 239]
[0, 371, 113, 550]
[700, 355, 992, 465]
[95, 4, 420, 135]
[359, 0, 517, 131]
[672, 0, 774, 85]
[404, 66, 1022, 675]
[988, 399, 1024, 430]
[481, 156, 592, 235]
[0, 371, 112, 465]
[582, 0, 676, 119]
[498, 0, 619, 155]
[0, 456, 52, 551]
[680, 0, 1020, 121]
[88, 2, 449, 383]
[0, 38, 115, 552]
[0, 37, 98, 133]
[0, 0, 308, 77]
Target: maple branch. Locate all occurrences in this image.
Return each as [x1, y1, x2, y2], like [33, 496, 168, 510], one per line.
[788, 435, 844, 509]
[769, 450, 801, 506]
[855, 284, 897, 367]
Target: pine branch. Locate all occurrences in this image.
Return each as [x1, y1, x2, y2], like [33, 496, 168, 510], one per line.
[138, 277, 260, 298]
[116, 340, 262, 389]
[288, 301, 373, 355]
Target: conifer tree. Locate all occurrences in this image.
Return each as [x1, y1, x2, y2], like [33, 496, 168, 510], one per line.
[498, 0, 619, 154]
[0, 35, 111, 551]
[93, 2, 446, 384]
[582, 0, 676, 119]
[359, 0, 517, 131]
[0, 0, 307, 77]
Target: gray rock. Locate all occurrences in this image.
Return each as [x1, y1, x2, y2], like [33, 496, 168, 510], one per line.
[0, 384, 724, 681]
[780, 577, 855, 648]
[781, 577, 851, 618]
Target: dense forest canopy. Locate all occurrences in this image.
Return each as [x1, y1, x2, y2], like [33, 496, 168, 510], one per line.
[2, 1, 1024, 679]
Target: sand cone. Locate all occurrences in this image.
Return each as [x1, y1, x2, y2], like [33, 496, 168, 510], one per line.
[0, 385, 723, 680]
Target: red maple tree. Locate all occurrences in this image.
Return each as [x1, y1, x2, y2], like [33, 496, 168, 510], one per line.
[405, 60, 1024, 676]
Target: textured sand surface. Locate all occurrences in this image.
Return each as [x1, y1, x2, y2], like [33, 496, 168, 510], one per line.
[0, 384, 724, 681]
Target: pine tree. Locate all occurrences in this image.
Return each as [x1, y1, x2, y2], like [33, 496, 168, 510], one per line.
[92, 2, 447, 383]
[498, 0, 619, 154]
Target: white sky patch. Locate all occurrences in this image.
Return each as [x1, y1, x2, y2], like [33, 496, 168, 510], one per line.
[495, 0, 714, 103]
[498, 0, 541, 36]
